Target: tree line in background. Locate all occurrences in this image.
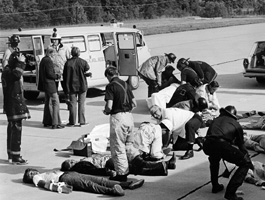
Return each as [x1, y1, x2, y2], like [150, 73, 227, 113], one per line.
[0, 0, 265, 29]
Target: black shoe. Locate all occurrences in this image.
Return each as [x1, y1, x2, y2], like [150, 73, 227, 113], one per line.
[43, 124, 51, 127]
[111, 184, 125, 196]
[258, 111, 265, 116]
[52, 124, 65, 129]
[212, 184, 224, 193]
[66, 123, 77, 127]
[167, 152, 176, 169]
[224, 193, 244, 200]
[180, 150, 194, 160]
[12, 156, 28, 165]
[128, 179, 145, 190]
[110, 174, 128, 182]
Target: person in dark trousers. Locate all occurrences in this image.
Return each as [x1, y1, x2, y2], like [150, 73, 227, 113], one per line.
[38, 47, 64, 129]
[177, 58, 217, 84]
[103, 66, 137, 182]
[1, 51, 31, 164]
[23, 168, 125, 196]
[203, 105, 254, 200]
[63, 47, 91, 127]
[138, 53, 177, 97]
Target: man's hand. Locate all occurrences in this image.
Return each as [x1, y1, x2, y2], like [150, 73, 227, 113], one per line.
[17, 53, 26, 63]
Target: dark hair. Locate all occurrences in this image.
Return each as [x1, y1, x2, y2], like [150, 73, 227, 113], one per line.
[71, 46, 80, 57]
[23, 168, 39, 184]
[61, 160, 71, 171]
[209, 80, 219, 88]
[104, 66, 118, 77]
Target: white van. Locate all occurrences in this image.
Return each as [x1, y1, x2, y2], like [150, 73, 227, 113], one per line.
[11, 24, 151, 100]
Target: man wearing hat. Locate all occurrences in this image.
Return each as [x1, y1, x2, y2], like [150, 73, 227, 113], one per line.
[177, 58, 217, 85]
[138, 53, 177, 97]
[49, 28, 71, 94]
[203, 105, 254, 200]
[2, 35, 21, 114]
[159, 65, 181, 90]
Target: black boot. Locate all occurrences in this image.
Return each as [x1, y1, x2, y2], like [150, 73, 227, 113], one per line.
[212, 183, 224, 193]
[12, 156, 28, 165]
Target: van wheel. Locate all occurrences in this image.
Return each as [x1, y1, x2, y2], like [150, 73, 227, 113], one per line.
[256, 77, 265, 84]
[127, 76, 140, 90]
[23, 91, 40, 100]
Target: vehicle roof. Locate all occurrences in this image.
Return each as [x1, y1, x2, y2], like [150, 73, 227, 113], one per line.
[13, 25, 140, 37]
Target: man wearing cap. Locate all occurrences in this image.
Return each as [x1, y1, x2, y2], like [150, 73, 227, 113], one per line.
[203, 105, 254, 200]
[149, 105, 203, 160]
[138, 53, 177, 97]
[177, 58, 217, 85]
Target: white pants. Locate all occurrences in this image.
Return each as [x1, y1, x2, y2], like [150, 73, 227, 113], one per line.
[110, 112, 134, 175]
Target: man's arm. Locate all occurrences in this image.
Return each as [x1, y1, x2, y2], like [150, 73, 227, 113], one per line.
[103, 100, 113, 115]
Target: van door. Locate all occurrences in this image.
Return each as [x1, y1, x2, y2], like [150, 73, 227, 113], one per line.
[31, 36, 45, 86]
[116, 32, 138, 76]
[87, 34, 105, 80]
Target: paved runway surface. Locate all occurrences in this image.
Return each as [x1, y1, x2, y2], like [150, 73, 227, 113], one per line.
[0, 23, 265, 200]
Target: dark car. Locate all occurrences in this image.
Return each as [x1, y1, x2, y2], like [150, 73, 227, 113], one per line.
[243, 41, 265, 84]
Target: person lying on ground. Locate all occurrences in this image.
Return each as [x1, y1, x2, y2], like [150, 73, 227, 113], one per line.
[23, 168, 126, 196]
[244, 133, 265, 153]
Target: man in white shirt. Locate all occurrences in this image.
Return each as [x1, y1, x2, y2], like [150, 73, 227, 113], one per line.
[149, 105, 203, 160]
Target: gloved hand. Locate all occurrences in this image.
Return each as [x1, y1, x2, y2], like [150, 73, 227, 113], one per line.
[85, 72, 92, 77]
[244, 153, 254, 171]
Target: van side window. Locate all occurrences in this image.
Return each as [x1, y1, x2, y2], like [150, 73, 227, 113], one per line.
[62, 36, 86, 52]
[136, 33, 144, 47]
[88, 35, 101, 51]
[117, 34, 134, 49]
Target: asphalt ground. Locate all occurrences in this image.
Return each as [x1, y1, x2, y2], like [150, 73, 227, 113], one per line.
[0, 23, 267, 200]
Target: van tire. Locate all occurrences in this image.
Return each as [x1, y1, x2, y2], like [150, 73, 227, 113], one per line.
[23, 91, 40, 100]
[127, 76, 140, 90]
[256, 77, 265, 84]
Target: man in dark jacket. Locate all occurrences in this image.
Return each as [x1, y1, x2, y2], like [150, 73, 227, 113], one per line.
[203, 105, 254, 200]
[1, 51, 31, 164]
[177, 58, 217, 85]
[38, 47, 64, 129]
[63, 47, 91, 126]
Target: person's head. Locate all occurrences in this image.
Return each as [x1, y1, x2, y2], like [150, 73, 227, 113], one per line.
[164, 65, 175, 76]
[219, 105, 237, 120]
[71, 46, 80, 57]
[23, 168, 40, 184]
[176, 58, 189, 71]
[149, 105, 162, 120]
[197, 97, 208, 111]
[61, 159, 78, 171]
[104, 66, 118, 82]
[8, 35, 20, 48]
[165, 53, 176, 64]
[45, 47, 55, 58]
[50, 28, 61, 45]
[207, 80, 219, 94]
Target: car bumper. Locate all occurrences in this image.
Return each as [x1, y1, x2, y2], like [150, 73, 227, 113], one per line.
[243, 72, 265, 78]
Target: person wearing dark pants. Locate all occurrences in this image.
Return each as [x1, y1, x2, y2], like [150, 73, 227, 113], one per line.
[2, 51, 31, 164]
[63, 47, 90, 126]
[203, 105, 254, 200]
[180, 113, 203, 159]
